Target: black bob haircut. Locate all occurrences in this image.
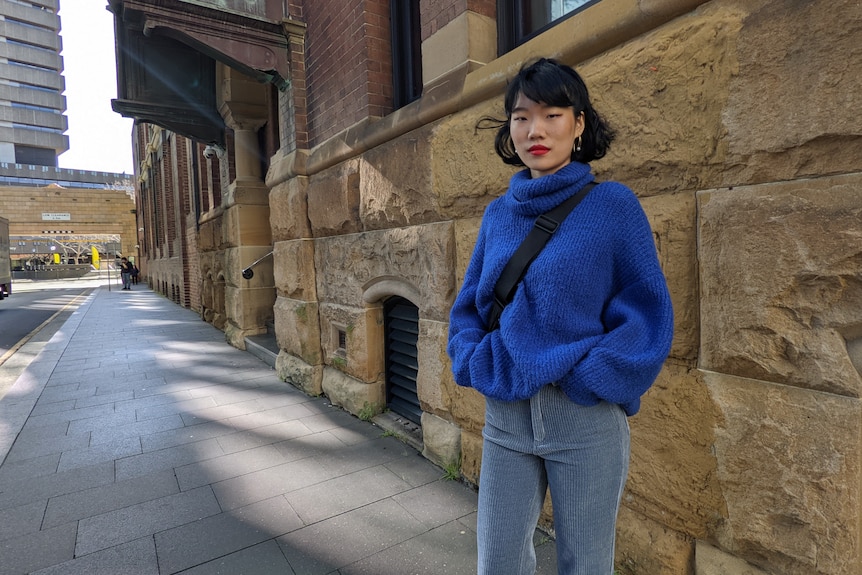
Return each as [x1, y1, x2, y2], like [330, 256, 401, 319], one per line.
[487, 58, 615, 166]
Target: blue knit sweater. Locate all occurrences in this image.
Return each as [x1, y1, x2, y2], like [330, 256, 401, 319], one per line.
[447, 162, 673, 416]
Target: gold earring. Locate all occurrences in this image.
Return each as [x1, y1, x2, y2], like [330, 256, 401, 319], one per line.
[574, 136, 582, 153]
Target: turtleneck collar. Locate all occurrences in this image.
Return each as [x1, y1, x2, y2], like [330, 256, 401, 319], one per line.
[505, 161, 594, 216]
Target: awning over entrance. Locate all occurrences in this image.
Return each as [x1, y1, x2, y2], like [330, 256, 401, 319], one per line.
[107, 0, 290, 145]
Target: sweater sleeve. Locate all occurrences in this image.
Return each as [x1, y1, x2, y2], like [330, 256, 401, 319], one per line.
[447, 219, 534, 399]
[448, 312, 537, 400]
[559, 191, 675, 415]
[561, 272, 674, 415]
[447, 224, 490, 390]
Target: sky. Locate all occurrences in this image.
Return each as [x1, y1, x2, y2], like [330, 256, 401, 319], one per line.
[56, 2, 135, 175]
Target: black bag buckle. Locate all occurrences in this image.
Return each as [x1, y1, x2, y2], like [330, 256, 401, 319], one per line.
[534, 214, 560, 235]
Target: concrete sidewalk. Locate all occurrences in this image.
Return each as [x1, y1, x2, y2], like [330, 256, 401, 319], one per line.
[0, 286, 557, 574]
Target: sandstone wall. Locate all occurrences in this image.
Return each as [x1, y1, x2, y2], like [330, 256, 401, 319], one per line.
[266, 0, 862, 573]
[0, 185, 137, 258]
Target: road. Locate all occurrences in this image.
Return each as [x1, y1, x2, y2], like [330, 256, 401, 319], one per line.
[0, 287, 92, 355]
[0, 277, 113, 398]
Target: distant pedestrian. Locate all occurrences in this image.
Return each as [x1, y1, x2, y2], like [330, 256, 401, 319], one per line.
[131, 264, 139, 285]
[447, 58, 674, 574]
[119, 257, 133, 290]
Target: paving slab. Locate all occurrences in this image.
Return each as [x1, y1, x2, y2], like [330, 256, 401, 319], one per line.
[0, 522, 78, 574]
[174, 540, 295, 575]
[0, 461, 116, 512]
[29, 537, 160, 575]
[153, 495, 303, 574]
[42, 468, 180, 529]
[0, 499, 47, 541]
[76, 485, 222, 556]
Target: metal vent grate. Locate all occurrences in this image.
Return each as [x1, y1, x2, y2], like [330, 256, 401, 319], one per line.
[384, 297, 421, 425]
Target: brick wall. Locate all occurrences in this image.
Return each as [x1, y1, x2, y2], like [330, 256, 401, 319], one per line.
[164, 133, 176, 259]
[132, 127, 186, 306]
[184, 217, 201, 311]
[282, 23, 308, 152]
[294, 0, 494, 148]
[175, 137, 194, 309]
[304, 0, 393, 146]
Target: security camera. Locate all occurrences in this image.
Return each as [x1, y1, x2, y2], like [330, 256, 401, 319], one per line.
[203, 143, 225, 160]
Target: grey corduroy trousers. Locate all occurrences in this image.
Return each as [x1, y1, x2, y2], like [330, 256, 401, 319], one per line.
[477, 385, 630, 575]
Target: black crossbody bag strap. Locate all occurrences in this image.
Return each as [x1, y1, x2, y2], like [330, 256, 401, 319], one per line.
[486, 181, 596, 331]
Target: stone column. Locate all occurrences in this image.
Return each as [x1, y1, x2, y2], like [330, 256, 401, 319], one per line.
[217, 67, 276, 349]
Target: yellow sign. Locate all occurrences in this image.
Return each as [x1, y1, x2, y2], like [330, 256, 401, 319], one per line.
[92, 247, 100, 267]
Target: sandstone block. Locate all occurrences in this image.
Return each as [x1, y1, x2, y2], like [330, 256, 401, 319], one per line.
[273, 239, 317, 300]
[460, 429, 483, 486]
[614, 505, 693, 575]
[315, 222, 455, 322]
[580, 2, 744, 194]
[627, 362, 723, 539]
[222, 180, 269, 209]
[432, 313, 484, 436]
[276, 351, 323, 396]
[452, 217, 481, 288]
[421, 11, 495, 86]
[699, 175, 862, 397]
[225, 245, 274, 288]
[273, 296, 322, 366]
[307, 159, 361, 237]
[431, 101, 513, 219]
[210, 311, 226, 331]
[318, 302, 384, 384]
[420, 412, 461, 470]
[270, 176, 311, 242]
[416, 318, 450, 414]
[222, 203, 271, 248]
[223, 323, 248, 350]
[198, 218, 219, 251]
[198, 251, 222, 283]
[704, 371, 861, 575]
[724, 0, 862, 183]
[359, 128, 438, 230]
[439, 373, 486, 435]
[695, 541, 768, 575]
[224, 284, 275, 333]
[321, 367, 385, 418]
[641, 192, 698, 360]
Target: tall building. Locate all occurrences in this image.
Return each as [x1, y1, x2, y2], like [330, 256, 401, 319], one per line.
[0, 1, 130, 189]
[0, 1, 134, 269]
[0, 0, 67, 167]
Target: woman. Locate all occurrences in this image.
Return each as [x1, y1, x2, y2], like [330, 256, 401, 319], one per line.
[447, 58, 674, 574]
[119, 257, 133, 290]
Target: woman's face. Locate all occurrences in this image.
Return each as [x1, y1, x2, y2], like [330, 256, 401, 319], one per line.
[510, 93, 584, 179]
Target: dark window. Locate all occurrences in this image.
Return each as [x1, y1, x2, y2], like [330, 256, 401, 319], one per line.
[390, 0, 422, 109]
[14, 145, 56, 167]
[498, 0, 599, 54]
